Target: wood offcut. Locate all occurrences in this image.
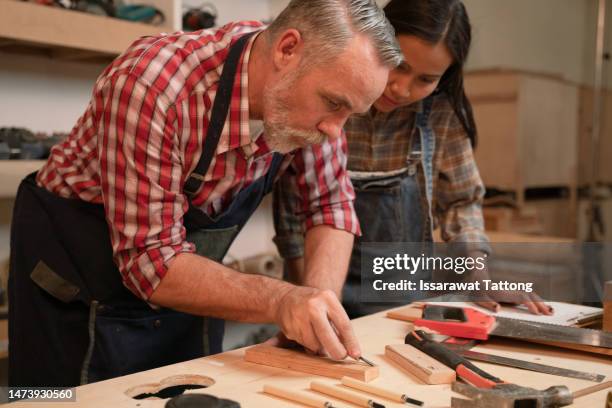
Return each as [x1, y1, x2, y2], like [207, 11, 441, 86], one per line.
[244, 345, 379, 382]
[385, 344, 456, 385]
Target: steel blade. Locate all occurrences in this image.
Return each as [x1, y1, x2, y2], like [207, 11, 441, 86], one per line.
[460, 350, 605, 382]
[492, 317, 612, 348]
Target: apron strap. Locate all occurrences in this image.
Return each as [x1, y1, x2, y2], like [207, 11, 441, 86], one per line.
[183, 31, 257, 196]
[407, 96, 435, 168]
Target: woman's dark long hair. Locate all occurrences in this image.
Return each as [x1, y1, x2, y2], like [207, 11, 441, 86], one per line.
[384, 0, 477, 146]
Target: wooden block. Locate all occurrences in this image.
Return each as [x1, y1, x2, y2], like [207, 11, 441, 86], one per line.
[244, 345, 379, 382]
[385, 344, 456, 385]
[483, 206, 543, 235]
[386, 305, 423, 322]
[604, 281, 612, 332]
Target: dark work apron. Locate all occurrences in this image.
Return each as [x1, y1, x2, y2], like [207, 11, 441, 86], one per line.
[8, 31, 283, 387]
[342, 98, 435, 318]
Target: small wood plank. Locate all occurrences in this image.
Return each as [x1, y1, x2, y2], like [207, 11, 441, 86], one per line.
[244, 345, 379, 382]
[604, 281, 612, 332]
[385, 344, 456, 385]
[386, 305, 423, 322]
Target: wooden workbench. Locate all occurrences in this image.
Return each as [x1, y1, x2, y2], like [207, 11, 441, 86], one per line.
[7, 306, 612, 407]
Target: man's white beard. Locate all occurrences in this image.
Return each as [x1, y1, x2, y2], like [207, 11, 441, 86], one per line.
[262, 71, 328, 154]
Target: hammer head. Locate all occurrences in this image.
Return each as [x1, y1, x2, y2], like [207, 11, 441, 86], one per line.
[450, 382, 573, 408]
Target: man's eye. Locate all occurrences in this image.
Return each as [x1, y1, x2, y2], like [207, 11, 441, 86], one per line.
[325, 98, 341, 111]
[396, 64, 410, 73]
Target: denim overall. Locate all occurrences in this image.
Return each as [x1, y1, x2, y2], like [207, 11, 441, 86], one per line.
[342, 98, 435, 318]
[8, 32, 284, 387]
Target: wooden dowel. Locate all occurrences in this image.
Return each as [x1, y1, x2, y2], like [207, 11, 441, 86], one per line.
[341, 376, 404, 402]
[263, 384, 338, 408]
[310, 381, 373, 407]
[573, 380, 612, 399]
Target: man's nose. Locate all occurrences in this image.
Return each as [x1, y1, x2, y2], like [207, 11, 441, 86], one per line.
[318, 116, 347, 140]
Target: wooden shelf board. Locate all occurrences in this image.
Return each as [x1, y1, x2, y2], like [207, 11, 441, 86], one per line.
[0, 0, 172, 59]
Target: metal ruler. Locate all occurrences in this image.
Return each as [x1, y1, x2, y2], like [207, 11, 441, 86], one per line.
[459, 350, 606, 382]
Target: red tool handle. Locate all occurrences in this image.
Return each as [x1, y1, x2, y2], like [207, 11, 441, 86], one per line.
[405, 331, 505, 389]
[413, 305, 495, 340]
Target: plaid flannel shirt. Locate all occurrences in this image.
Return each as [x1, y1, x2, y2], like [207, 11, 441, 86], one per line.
[38, 22, 359, 299]
[273, 92, 490, 259]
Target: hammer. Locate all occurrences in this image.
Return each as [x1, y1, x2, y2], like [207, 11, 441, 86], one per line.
[405, 331, 574, 408]
[450, 382, 573, 408]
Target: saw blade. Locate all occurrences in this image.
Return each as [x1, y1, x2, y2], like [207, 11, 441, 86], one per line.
[491, 317, 612, 348]
[460, 350, 605, 382]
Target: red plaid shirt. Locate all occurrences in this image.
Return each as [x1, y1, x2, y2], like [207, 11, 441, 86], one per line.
[37, 22, 359, 300]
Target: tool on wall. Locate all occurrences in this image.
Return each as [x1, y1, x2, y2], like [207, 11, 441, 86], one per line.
[25, 0, 115, 16]
[24, 0, 164, 24]
[183, 2, 217, 31]
[0, 127, 66, 160]
[116, 3, 164, 25]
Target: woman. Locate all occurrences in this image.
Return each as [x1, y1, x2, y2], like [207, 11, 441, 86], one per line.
[273, 0, 551, 317]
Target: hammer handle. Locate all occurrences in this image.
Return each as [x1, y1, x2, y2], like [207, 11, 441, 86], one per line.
[573, 380, 612, 399]
[405, 330, 504, 389]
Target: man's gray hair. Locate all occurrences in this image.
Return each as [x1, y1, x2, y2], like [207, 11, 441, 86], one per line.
[266, 0, 402, 68]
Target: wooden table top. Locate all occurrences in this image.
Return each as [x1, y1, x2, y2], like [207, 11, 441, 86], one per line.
[6, 306, 612, 407]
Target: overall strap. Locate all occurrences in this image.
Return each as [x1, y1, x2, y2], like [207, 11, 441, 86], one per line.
[183, 31, 257, 196]
[407, 96, 435, 174]
[409, 97, 435, 156]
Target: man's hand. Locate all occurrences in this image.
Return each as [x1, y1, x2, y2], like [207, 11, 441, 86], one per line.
[151, 252, 360, 361]
[273, 286, 360, 360]
[475, 291, 554, 315]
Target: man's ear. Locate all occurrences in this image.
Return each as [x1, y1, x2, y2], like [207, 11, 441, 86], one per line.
[272, 29, 304, 71]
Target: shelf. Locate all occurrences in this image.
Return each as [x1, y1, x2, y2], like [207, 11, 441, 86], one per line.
[0, 160, 45, 198]
[0, 0, 172, 62]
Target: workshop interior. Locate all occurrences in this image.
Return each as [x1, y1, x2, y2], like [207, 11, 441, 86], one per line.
[0, 0, 611, 407]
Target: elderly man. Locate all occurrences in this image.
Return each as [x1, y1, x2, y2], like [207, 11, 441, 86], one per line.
[9, 0, 401, 387]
